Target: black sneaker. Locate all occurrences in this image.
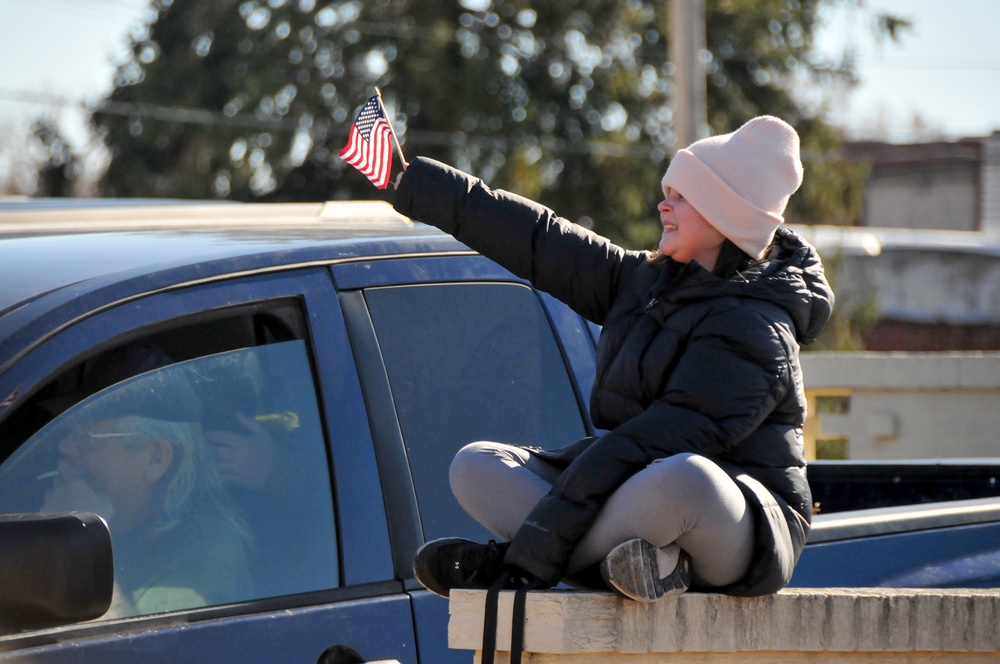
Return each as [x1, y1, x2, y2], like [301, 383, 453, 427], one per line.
[600, 539, 691, 602]
[412, 538, 510, 597]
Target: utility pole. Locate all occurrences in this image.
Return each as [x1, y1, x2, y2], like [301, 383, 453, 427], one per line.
[669, 0, 707, 153]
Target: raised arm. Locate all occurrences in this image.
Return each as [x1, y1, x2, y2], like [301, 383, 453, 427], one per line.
[393, 157, 645, 324]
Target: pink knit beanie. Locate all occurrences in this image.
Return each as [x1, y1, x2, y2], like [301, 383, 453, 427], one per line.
[661, 115, 803, 258]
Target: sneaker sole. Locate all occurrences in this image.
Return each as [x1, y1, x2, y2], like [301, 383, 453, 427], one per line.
[600, 539, 691, 602]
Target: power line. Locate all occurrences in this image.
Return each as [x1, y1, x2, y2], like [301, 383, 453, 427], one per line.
[0, 88, 80, 109]
[0, 86, 912, 162]
[0, 87, 296, 131]
[856, 57, 1000, 72]
[0, 87, 672, 159]
[97, 99, 302, 132]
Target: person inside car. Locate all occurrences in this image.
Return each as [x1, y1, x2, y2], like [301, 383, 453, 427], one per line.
[393, 116, 834, 601]
[37, 345, 252, 617]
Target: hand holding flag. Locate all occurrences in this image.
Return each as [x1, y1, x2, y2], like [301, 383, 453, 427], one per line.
[339, 90, 406, 189]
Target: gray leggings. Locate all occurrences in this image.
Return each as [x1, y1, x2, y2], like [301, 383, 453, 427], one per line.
[449, 442, 755, 588]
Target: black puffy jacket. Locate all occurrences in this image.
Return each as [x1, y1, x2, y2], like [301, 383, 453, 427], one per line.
[394, 157, 834, 596]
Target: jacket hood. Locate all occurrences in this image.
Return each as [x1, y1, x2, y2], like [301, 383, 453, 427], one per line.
[670, 227, 834, 344]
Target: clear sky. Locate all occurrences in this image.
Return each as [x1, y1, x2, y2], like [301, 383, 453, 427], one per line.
[0, 0, 998, 157]
[813, 0, 1000, 142]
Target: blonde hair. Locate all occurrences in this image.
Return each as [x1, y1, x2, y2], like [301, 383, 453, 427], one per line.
[120, 415, 249, 541]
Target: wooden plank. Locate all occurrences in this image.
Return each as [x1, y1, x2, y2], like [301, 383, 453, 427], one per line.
[450, 588, 1000, 655]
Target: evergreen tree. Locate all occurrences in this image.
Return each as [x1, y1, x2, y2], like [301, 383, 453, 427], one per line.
[92, 0, 903, 247]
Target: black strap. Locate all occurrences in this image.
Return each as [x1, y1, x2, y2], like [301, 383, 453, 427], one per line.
[509, 577, 542, 664]
[480, 569, 542, 664]
[480, 570, 512, 664]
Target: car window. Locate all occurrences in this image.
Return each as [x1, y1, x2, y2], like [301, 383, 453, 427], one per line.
[0, 325, 338, 619]
[364, 282, 588, 542]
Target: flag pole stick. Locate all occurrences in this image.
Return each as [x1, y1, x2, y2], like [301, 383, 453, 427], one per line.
[374, 87, 408, 169]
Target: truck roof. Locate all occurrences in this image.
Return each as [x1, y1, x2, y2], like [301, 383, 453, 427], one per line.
[0, 198, 464, 311]
[0, 198, 467, 370]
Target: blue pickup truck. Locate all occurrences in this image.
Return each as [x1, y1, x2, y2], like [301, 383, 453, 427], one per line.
[0, 199, 997, 662]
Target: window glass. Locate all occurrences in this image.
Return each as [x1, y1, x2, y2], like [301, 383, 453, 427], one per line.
[364, 283, 587, 542]
[0, 339, 338, 618]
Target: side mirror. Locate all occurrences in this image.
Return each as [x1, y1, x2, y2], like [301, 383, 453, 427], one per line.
[0, 512, 114, 632]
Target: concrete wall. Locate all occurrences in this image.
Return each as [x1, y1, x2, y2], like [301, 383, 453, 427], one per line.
[802, 352, 1000, 460]
[833, 246, 1000, 328]
[791, 224, 1000, 351]
[793, 225, 1000, 326]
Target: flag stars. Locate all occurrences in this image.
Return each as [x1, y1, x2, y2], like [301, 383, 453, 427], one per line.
[339, 94, 394, 189]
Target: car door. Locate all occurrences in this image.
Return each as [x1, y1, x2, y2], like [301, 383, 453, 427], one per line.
[0, 268, 415, 664]
[332, 255, 598, 664]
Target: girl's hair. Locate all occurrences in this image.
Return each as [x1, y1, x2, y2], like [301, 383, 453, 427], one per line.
[712, 238, 769, 278]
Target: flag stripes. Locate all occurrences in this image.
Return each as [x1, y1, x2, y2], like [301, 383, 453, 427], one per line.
[339, 95, 393, 189]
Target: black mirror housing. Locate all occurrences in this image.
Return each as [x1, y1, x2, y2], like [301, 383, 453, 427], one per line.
[0, 512, 114, 631]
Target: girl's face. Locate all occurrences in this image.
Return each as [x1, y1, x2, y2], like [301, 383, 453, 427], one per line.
[657, 187, 726, 271]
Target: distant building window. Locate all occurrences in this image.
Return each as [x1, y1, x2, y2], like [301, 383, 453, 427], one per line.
[816, 436, 850, 461]
[815, 395, 851, 415]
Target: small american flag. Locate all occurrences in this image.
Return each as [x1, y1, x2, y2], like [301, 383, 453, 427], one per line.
[339, 95, 393, 189]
